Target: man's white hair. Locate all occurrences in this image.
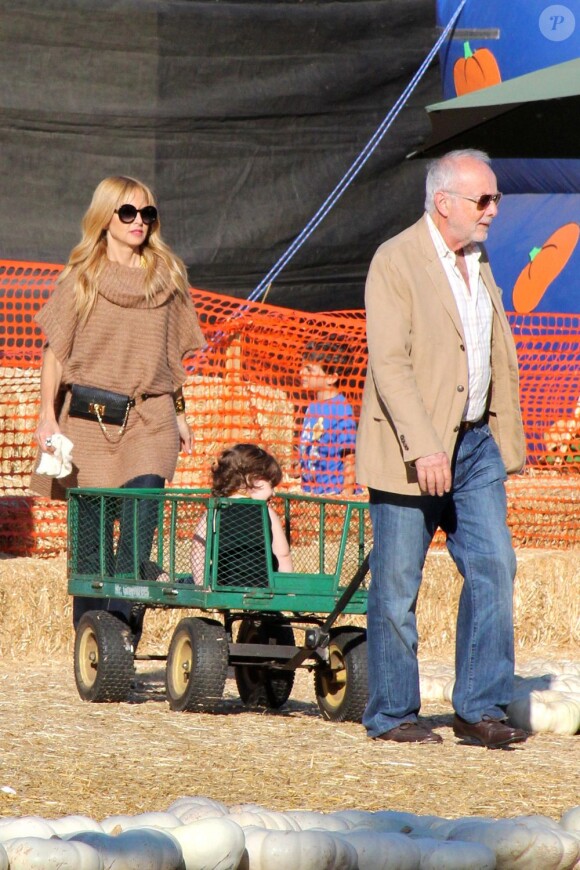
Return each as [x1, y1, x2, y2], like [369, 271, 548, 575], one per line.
[425, 149, 491, 212]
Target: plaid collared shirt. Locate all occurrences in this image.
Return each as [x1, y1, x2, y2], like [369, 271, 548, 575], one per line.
[426, 214, 492, 422]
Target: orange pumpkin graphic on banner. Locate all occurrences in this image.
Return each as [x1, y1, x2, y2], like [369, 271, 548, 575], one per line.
[453, 42, 502, 96]
[512, 223, 580, 313]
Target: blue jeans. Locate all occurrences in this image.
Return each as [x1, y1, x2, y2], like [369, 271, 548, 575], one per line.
[363, 424, 516, 737]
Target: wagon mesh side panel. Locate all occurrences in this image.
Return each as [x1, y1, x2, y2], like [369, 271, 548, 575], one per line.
[284, 498, 338, 574]
[337, 505, 372, 590]
[282, 497, 372, 589]
[146, 496, 210, 585]
[211, 500, 272, 588]
[69, 491, 123, 577]
[68, 489, 211, 584]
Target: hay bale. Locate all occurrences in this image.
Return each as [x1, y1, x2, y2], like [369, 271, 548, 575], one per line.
[506, 475, 580, 548]
[174, 346, 295, 488]
[0, 553, 72, 657]
[0, 553, 205, 659]
[512, 550, 580, 649]
[0, 496, 67, 557]
[416, 548, 580, 655]
[1, 548, 577, 661]
[0, 366, 40, 495]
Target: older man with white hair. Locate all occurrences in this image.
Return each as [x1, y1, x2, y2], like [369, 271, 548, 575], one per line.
[356, 149, 528, 749]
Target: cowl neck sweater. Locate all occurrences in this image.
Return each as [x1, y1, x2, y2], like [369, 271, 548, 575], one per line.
[95, 259, 175, 309]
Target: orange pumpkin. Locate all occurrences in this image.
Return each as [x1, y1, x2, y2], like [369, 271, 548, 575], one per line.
[453, 42, 501, 96]
[512, 223, 580, 314]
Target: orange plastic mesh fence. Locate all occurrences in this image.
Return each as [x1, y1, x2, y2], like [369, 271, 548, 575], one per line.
[1, 259, 579, 555]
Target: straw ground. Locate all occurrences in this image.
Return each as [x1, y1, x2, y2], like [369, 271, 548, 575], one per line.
[0, 551, 577, 824]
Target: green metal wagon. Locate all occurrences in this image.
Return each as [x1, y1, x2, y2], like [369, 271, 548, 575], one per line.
[67, 487, 371, 722]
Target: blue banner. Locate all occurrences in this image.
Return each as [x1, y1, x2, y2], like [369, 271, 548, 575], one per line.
[437, 0, 580, 313]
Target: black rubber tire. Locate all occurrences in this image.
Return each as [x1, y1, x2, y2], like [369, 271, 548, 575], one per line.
[234, 618, 295, 709]
[74, 611, 135, 703]
[314, 628, 368, 722]
[165, 617, 228, 712]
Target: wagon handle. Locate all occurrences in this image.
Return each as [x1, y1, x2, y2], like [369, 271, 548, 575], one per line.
[318, 551, 370, 637]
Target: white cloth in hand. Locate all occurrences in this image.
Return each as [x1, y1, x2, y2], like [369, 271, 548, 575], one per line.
[36, 434, 74, 479]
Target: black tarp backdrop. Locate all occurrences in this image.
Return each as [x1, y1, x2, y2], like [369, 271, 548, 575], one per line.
[0, 0, 439, 311]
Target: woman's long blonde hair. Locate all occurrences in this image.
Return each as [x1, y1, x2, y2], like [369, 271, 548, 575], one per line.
[59, 175, 190, 325]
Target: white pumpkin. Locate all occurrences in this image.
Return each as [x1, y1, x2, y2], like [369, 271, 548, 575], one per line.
[428, 817, 492, 841]
[283, 811, 352, 832]
[508, 690, 580, 735]
[517, 660, 580, 678]
[228, 811, 301, 831]
[241, 827, 357, 870]
[546, 661, 580, 677]
[0, 843, 8, 870]
[550, 675, 580, 694]
[335, 830, 421, 869]
[100, 812, 182, 833]
[447, 817, 580, 869]
[0, 817, 56, 842]
[330, 810, 377, 828]
[419, 674, 451, 703]
[3, 836, 103, 869]
[168, 797, 229, 822]
[67, 827, 184, 870]
[512, 815, 565, 831]
[512, 675, 552, 697]
[414, 837, 495, 869]
[560, 807, 580, 835]
[190, 805, 232, 823]
[48, 815, 104, 837]
[331, 810, 441, 836]
[180, 805, 229, 824]
[228, 804, 268, 814]
[443, 678, 455, 703]
[360, 810, 441, 837]
[514, 817, 580, 868]
[168, 817, 245, 870]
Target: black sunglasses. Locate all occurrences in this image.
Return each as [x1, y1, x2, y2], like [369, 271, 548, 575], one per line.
[114, 204, 158, 225]
[446, 191, 502, 210]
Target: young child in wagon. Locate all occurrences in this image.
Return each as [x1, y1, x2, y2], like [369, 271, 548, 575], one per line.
[190, 443, 293, 586]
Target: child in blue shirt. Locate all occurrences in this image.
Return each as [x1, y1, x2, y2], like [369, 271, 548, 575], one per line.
[299, 341, 358, 495]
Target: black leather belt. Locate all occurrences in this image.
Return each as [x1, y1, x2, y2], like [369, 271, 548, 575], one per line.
[459, 417, 486, 433]
[66, 387, 161, 406]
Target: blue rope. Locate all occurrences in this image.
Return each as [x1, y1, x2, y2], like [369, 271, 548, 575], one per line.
[246, 0, 469, 304]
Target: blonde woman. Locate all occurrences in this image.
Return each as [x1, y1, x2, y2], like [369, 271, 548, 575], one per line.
[31, 176, 205, 645]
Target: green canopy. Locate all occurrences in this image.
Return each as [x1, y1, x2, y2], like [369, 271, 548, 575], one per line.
[417, 58, 580, 158]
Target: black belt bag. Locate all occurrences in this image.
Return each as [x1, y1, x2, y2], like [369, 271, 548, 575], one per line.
[69, 384, 134, 426]
[68, 384, 137, 443]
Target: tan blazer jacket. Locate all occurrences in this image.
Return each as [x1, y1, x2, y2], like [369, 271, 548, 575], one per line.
[355, 216, 526, 495]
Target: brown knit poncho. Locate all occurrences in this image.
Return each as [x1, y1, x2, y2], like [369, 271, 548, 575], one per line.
[30, 259, 205, 498]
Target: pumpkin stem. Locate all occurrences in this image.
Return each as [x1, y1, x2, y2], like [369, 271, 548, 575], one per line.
[463, 41, 474, 59]
[529, 246, 542, 262]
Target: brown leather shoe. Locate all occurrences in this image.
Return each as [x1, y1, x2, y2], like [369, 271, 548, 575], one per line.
[453, 715, 528, 748]
[375, 722, 443, 744]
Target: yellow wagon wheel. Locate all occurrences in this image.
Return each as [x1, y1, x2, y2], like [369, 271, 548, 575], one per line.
[74, 610, 134, 703]
[166, 617, 228, 712]
[314, 628, 368, 722]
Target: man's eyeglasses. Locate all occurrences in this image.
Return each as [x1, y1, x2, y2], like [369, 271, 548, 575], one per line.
[446, 191, 502, 210]
[114, 204, 158, 225]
